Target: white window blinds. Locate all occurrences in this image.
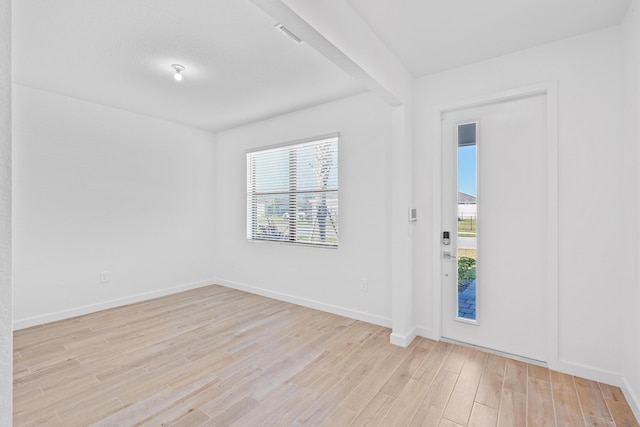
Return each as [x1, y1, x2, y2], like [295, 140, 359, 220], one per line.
[247, 135, 339, 247]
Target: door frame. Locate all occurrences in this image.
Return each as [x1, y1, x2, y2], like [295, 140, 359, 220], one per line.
[431, 81, 559, 369]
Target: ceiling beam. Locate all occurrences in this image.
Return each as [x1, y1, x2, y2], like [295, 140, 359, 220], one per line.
[250, 0, 414, 106]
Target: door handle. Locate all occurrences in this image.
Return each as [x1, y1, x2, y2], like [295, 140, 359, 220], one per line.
[443, 251, 457, 259]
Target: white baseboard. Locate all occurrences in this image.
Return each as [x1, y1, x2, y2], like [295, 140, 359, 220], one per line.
[414, 326, 638, 413]
[415, 326, 438, 341]
[13, 279, 215, 330]
[556, 359, 624, 388]
[418, 326, 629, 389]
[622, 377, 640, 423]
[216, 278, 392, 328]
[390, 328, 418, 348]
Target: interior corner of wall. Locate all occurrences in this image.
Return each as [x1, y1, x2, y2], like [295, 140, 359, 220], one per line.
[622, 376, 640, 424]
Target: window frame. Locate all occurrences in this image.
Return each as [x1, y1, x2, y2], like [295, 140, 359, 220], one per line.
[246, 133, 339, 248]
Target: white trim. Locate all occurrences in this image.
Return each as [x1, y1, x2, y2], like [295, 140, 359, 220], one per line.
[246, 238, 338, 250]
[245, 132, 339, 154]
[436, 82, 558, 114]
[452, 119, 481, 326]
[13, 279, 215, 330]
[432, 81, 560, 367]
[246, 135, 339, 248]
[441, 337, 547, 367]
[622, 376, 640, 423]
[556, 359, 624, 388]
[432, 105, 443, 340]
[419, 327, 638, 411]
[422, 330, 637, 408]
[545, 82, 560, 370]
[216, 278, 392, 328]
[390, 328, 417, 347]
[415, 326, 438, 341]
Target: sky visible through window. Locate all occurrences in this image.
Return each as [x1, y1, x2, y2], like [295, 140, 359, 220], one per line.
[458, 145, 477, 197]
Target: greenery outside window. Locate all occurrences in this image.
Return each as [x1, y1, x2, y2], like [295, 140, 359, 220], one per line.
[246, 134, 339, 247]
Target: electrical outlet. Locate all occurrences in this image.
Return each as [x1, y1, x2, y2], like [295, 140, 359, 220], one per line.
[360, 278, 368, 292]
[100, 271, 110, 283]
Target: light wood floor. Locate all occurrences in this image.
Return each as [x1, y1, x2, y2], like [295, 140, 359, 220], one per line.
[14, 285, 639, 427]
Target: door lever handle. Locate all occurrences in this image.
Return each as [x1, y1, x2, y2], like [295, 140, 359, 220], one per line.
[442, 251, 457, 259]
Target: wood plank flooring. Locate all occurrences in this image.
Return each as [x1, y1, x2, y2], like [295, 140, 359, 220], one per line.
[13, 285, 639, 426]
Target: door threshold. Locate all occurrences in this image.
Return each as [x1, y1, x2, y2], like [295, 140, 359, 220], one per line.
[441, 337, 547, 368]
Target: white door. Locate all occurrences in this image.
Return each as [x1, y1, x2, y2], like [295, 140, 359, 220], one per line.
[441, 93, 548, 363]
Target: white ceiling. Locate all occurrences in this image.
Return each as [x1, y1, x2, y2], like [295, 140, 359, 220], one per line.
[12, 0, 365, 132]
[346, 0, 632, 77]
[13, 0, 632, 132]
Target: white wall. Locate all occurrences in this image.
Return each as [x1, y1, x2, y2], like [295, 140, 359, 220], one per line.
[215, 92, 393, 325]
[622, 0, 640, 418]
[13, 86, 217, 328]
[8, 10, 639, 423]
[414, 28, 631, 383]
[0, 0, 11, 422]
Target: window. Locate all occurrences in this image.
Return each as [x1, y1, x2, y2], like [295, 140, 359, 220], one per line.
[247, 134, 339, 247]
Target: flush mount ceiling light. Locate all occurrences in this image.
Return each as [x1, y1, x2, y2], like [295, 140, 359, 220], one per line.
[171, 64, 185, 81]
[274, 23, 302, 44]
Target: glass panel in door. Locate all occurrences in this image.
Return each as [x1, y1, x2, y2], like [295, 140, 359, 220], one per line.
[457, 122, 477, 322]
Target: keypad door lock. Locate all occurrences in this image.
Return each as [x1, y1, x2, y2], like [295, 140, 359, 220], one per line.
[443, 231, 450, 245]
